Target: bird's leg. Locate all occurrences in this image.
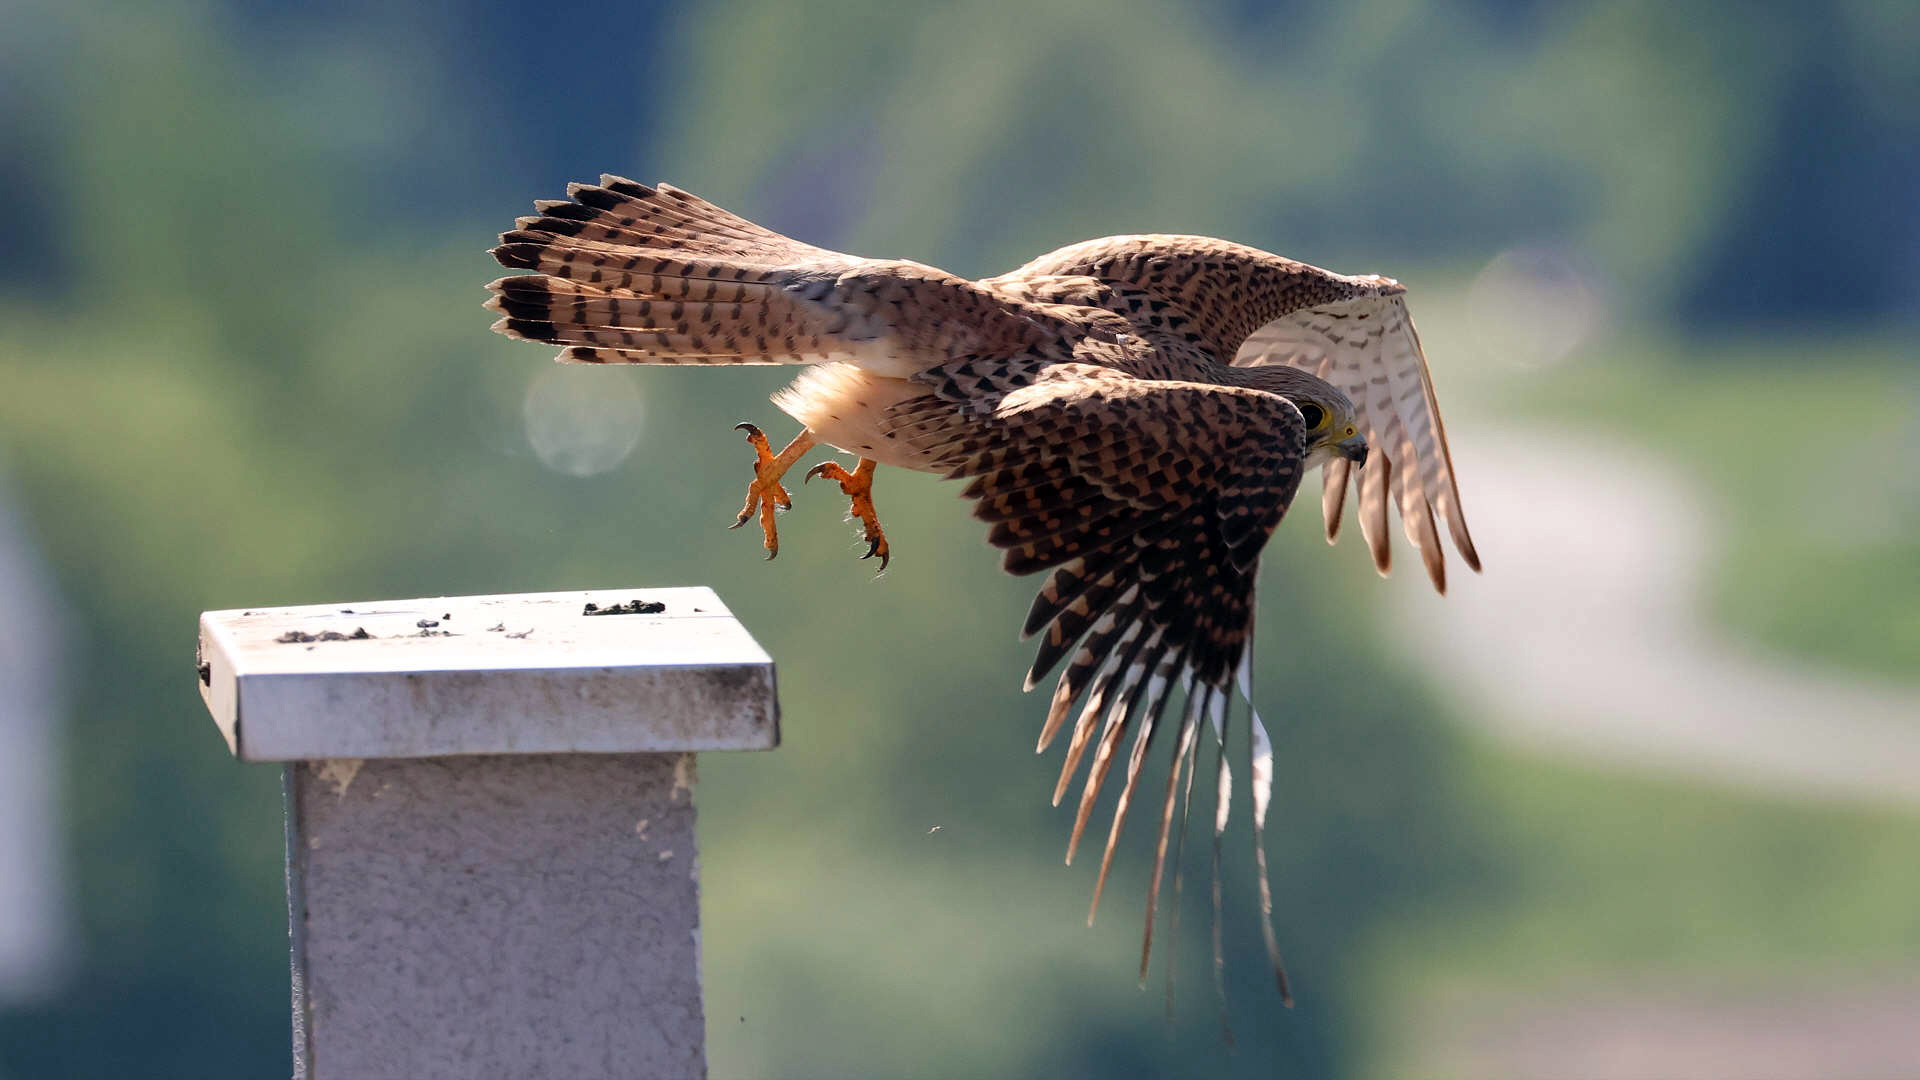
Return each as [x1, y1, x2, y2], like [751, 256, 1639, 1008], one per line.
[729, 422, 817, 560]
[804, 457, 890, 570]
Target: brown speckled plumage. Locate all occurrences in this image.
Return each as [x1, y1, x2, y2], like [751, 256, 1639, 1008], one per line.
[487, 178, 1479, 1006]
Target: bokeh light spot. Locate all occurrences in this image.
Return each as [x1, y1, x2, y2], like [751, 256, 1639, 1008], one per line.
[521, 366, 645, 477]
[1465, 245, 1606, 369]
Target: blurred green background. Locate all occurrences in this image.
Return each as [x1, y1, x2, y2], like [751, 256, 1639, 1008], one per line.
[1, 1, 1916, 1077]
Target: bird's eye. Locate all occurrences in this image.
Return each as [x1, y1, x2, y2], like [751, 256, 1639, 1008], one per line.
[1297, 402, 1325, 430]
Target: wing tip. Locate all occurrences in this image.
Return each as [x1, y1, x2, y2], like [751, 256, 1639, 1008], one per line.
[1459, 535, 1483, 574]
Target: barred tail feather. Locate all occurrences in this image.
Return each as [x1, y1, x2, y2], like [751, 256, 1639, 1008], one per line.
[487, 178, 886, 367]
[525, 178, 805, 258]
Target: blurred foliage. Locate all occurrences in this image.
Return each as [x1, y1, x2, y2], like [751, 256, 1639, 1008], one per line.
[0, 1, 1915, 1077]
[1361, 736, 1920, 1077]
[663, 0, 1920, 321]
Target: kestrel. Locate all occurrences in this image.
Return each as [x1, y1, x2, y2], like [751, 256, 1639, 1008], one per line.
[486, 178, 1478, 1006]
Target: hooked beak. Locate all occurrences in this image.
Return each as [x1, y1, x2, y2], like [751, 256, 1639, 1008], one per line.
[1337, 433, 1369, 465]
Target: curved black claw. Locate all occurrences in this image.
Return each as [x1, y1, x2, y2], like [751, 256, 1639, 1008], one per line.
[864, 537, 890, 572]
[803, 462, 831, 484]
[734, 421, 763, 438]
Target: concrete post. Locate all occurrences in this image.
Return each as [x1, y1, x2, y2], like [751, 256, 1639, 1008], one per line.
[196, 587, 777, 1080]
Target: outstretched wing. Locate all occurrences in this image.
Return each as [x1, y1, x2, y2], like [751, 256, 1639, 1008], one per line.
[889, 354, 1305, 997]
[1236, 293, 1479, 592]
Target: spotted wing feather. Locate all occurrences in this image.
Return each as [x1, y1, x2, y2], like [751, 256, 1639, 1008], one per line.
[890, 362, 1307, 986]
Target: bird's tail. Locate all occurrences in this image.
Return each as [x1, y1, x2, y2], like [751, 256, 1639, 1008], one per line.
[485, 177, 864, 367]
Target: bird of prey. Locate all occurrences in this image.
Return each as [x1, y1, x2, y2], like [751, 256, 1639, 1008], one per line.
[486, 178, 1478, 1006]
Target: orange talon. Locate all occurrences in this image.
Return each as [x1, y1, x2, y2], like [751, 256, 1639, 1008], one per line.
[804, 457, 891, 571]
[729, 422, 816, 560]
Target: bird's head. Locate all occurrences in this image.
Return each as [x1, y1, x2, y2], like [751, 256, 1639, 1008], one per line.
[1294, 391, 1368, 470]
[1231, 365, 1367, 469]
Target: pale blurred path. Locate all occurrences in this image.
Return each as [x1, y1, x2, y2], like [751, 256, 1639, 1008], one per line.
[1390, 428, 1920, 808]
[1430, 979, 1920, 1080]
[0, 475, 70, 1002]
